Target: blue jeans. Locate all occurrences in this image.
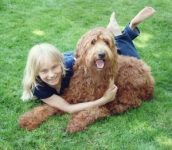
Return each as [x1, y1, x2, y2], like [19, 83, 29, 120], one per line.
[115, 24, 140, 59]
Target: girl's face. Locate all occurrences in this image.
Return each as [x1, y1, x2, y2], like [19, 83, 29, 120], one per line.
[38, 57, 62, 88]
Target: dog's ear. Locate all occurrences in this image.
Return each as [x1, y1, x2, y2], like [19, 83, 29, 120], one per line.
[75, 51, 80, 58]
[75, 34, 85, 58]
[75, 44, 82, 58]
[75, 33, 90, 59]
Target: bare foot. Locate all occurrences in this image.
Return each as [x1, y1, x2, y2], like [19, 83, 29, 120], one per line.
[130, 7, 156, 30]
[107, 12, 122, 36]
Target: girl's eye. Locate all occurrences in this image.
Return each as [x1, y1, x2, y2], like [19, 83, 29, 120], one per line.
[52, 65, 58, 70]
[41, 69, 48, 73]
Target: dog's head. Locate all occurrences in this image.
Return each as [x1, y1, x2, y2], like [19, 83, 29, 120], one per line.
[75, 27, 118, 79]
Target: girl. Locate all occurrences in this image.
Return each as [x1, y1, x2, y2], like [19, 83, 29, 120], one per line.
[21, 7, 155, 113]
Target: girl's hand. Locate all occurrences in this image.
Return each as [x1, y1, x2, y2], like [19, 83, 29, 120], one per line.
[103, 79, 118, 102]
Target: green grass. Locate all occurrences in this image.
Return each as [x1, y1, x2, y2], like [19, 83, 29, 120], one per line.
[0, 0, 172, 149]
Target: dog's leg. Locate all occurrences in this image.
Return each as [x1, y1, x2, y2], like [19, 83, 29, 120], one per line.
[139, 76, 154, 101]
[66, 107, 110, 133]
[118, 89, 142, 107]
[114, 100, 141, 114]
[110, 103, 130, 114]
[19, 104, 64, 131]
[119, 96, 142, 108]
[109, 102, 140, 115]
[107, 94, 142, 114]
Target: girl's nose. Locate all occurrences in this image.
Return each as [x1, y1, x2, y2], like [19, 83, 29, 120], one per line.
[48, 70, 55, 78]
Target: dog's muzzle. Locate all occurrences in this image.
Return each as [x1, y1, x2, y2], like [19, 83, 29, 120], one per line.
[95, 51, 106, 69]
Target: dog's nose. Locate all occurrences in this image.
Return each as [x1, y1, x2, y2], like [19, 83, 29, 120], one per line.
[98, 51, 106, 59]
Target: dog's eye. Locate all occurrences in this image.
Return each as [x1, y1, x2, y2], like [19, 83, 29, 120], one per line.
[104, 39, 110, 46]
[91, 39, 96, 45]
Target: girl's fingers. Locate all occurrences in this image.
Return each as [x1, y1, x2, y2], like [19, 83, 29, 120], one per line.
[108, 78, 114, 87]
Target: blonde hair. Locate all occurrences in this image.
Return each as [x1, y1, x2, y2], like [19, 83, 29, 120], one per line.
[21, 43, 66, 101]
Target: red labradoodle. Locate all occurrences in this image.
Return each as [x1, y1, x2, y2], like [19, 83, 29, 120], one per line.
[19, 27, 154, 133]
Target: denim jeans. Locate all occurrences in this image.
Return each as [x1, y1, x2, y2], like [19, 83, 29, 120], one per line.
[115, 24, 140, 59]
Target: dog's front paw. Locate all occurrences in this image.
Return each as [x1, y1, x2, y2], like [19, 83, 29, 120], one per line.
[66, 121, 87, 133]
[19, 114, 40, 131]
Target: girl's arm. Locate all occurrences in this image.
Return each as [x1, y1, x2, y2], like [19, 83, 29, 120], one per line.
[42, 81, 117, 113]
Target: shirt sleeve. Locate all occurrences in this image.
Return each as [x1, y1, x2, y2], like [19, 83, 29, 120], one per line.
[63, 51, 75, 70]
[60, 51, 75, 94]
[33, 85, 57, 100]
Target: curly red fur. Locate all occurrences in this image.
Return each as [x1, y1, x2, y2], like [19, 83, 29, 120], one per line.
[19, 27, 154, 133]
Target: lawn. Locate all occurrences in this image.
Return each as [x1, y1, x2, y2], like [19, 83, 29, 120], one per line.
[0, 0, 172, 149]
